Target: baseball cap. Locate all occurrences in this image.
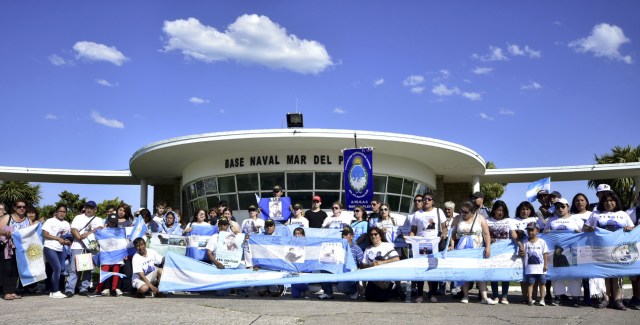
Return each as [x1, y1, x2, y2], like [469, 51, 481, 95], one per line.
[554, 198, 570, 206]
[549, 191, 562, 198]
[248, 205, 257, 211]
[596, 184, 612, 193]
[312, 195, 322, 202]
[471, 192, 484, 199]
[273, 185, 282, 192]
[525, 222, 540, 230]
[536, 189, 549, 197]
[293, 203, 302, 210]
[85, 200, 97, 208]
[342, 226, 354, 236]
[218, 217, 230, 225]
[265, 218, 276, 227]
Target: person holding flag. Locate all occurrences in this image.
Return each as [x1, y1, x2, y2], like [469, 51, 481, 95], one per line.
[95, 214, 125, 297]
[0, 199, 32, 300]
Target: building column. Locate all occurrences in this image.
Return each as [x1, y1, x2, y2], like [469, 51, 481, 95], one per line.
[635, 176, 640, 203]
[471, 176, 480, 193]
[140, 179, 148, 209]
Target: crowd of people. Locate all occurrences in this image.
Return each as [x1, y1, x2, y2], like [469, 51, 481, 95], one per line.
[0, 183, 639, 310]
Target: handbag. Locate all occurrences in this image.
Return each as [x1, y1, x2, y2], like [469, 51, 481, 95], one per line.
[75, 252, 95, 271]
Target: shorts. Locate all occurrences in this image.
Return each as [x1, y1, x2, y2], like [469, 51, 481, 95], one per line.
[525, 273, 546, 285]
[132, 270, 158, 289]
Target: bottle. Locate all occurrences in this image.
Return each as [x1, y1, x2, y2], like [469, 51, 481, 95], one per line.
[405, 281, 412, 303]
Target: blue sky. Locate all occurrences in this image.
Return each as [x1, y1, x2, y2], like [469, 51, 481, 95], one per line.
[1, 1, 638, 212]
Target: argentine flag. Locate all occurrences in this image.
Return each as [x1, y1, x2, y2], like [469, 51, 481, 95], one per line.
[186, 225, 218, 261]
[526, 177, 551, 202]
[129, 216, 148, 241]
[99, 269, 127, 283]
[12, 223, 46, 286]
[95, 228, 128, 265]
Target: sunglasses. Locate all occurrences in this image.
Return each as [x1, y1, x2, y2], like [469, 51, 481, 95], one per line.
[15, 205, 26, 209]
[57, 210, 67, 213]
[424, 198, 433, 202]
[332, 207, 340, 210]
[354, 209, 362, 213]
[414, 199, 423, 203]
[369, 233, 380, 237]
[381, 208, 389, 211]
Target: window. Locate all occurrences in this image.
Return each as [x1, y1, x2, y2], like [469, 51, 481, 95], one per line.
[287, 172, 313, 190]
[316, 172, 341, 190]
[218, 176, 236, 193]
[260, 172, 285, 191]
[402, 179, 413, 196]
[195, 180, 205, 198]
[236, 173, 259, 192]
[387, 176, 403, 194]
[373, 175, 387, 193]
[204, 178, 217, 195]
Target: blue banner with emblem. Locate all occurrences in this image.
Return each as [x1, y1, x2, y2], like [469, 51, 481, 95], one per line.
[343, 148, 374, 211]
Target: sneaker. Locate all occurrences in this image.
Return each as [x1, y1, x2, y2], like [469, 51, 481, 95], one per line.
[550, 297, 560, 306]
[318, 294, 334, 300]
[101, 289, 110, 296]
[50, 291, 66, 299]
[78, 291, 89, 296]
[613, 300, 626, 311]
[500, 298, 509, 305]
[430, 296, 438, 303]
[481, 298, 497, 305]
[415, 296, 424, 303]
[538, 300, 546, 306]
[350, 292, 359, 300]
[628, 296, 640, 310]
[64, 292, 73, 298]
[461, 297, 469, 304]
[115, 289, 123, 297]
[528, 300, 535, 306]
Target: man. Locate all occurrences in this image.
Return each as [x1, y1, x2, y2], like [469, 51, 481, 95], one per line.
[471, 192, 490, 218]
[535, 190, 552, 219]
[152, 200, 166, 225]
[206, 217, 232, 269]
[65, 200, 104, 297]
[272, 185, 284, 198]
[592, 184, 613, 212]
[319, 226, 363, 300]
[131, 237, 163, 298]
[305, 195, 328, 228]
[404, 194, 424, 227]
[368, 199, 382, 228]
[546, 191, 562, 217]
[255, 219, 283, 297]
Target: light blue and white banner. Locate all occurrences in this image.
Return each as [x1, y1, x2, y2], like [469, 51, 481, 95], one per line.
[95, 228, 128, 265]
[259, 197, 292, 222]
[343, 148, 374, 211]
[541, 228, 640, 279]
[186, 225, 217, 262]
[129, 216, 148, 241]
[283, 225, 342, 239]
[149, 233, 188, 257]
[404, 236, 443, 256]
[249, 235, 356, 274]
[12, 223, 46, 286]
[99, 269, 127, 283]
[526, 177, 551, 202]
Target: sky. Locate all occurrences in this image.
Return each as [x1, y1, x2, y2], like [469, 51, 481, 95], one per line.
[1, 0, 638, 213]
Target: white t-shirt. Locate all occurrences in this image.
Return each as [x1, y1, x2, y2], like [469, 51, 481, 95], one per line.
[70, 214, 104, 250]
[205, 233, 221, 253]
[486, 217, 514, 242]
[42, 217, 71, 251]
[287, 216, 309, 228]
[586, 210, 634, 231]
[544, 215, 584, 232]
[241, 218, 265, 234]
[362, 242, 399, 265]
[132, 248, 163, 282]
[411, 208, 445, 238]
[322, 214, 355, 229]
[511, 216, 540, 232]
[523, 238, 548, 275]
[571, 211, 592, 223]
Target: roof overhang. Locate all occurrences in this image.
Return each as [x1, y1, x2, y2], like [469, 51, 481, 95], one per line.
[0, 166, 138, 185]
[481, 162, 640, 184]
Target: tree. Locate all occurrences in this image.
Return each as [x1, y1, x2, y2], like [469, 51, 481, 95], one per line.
[0, 181, 42, 212]
[97, 198, 126, 217]
[588, 145, 640, 209]
[55, 190, 86, 219]
[480, 161, 507, 208]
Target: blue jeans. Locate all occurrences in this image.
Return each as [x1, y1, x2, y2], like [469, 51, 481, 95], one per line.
[65, 249, 93, 293]
[44, 247, 65, 293]
[491, 281, 510, 299]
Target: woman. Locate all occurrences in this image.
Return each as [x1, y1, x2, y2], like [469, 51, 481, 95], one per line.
[361, 227, 400, 302]
[183, 209, 209, 235]
[543, 198, 584, 307]
[448, 201, 495, 304]
[116, 203, 134, 228]
[569, 193, 593, 306]
[96, 214, 125, 297]
[139, 208, 159, 233]
[41, 204, 72, 298]
[221, 208, 241, 234]
[512, 201, 539, 302]
[241, 205, 264, 234]
[322, 202, 354, 229]
[351, 205, 369, 251]
[487, 200, 518, 304]
[375, 203, 397, 242]
[290, 227, 309, 298]
[583, 192, 635, 310]
[25, 207, 43, 225]
[159, 211, 183, 235]
[287, 203, 309, 228]
[0, 199, 32, 300]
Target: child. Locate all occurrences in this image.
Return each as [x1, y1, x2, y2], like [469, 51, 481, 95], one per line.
[520, 222, 549, 306]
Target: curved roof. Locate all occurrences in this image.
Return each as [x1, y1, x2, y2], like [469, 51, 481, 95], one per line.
[129, 128, 486, 183]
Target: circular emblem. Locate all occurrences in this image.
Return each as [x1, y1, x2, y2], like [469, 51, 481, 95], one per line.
[26, 243, 44, 262]
[348, 155, 368, 195]
[611, 242, 639, 266]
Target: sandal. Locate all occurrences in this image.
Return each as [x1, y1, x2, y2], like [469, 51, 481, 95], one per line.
[3, 294, 14, 300]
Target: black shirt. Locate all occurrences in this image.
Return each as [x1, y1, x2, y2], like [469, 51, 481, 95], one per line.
[305, 209, 328, 228]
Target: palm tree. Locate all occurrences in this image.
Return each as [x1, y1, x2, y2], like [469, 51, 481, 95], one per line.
[0, 181, 42, 212]
[587, 145, 640, 209]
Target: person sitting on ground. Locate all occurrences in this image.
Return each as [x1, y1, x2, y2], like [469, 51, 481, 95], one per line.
[361, 227, 400, 302]
[131, 237, 164, 298]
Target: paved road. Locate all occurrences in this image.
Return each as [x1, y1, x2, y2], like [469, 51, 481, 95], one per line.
[4, 288, 639, 325]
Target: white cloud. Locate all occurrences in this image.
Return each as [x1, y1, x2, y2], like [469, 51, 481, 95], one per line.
[162, 15, 333, 74]
[521, 81, 542, 90]
[91, 110, 124, 128]
[48, 54, 67, 66]
[569, 23, 632, 64]
[333, 107, 346, 114]
[73, 41, 129, 66]
[508, 44, 541, 58]
[432, 84, 460, 96]
[44, 113, 58, 120]
[524, 46, 541, 58]
[95, 79, 115, 87]
[508, 44, 525, 56]
[472, 46, 508, 62]
[189, 97, 210, 104]
[499, 108, 515, 115]
[373, 78, 384, 87]
[480, 113, 494, 121]
[472, 67, 493, 75]
[411, 87, 425, 94]
[462, 92, 482, 101]
[403, 75, 424, 86]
